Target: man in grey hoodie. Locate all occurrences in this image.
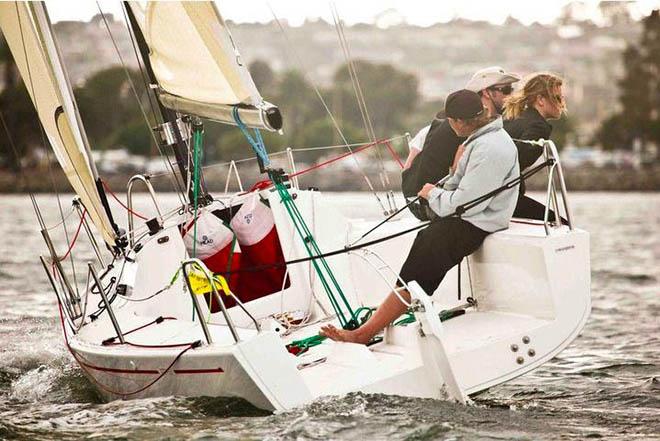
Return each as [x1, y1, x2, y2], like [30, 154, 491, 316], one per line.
[321, 89, 519, 344]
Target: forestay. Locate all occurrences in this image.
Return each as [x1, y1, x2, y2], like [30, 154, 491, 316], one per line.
[127, 1, 281, 131]
[0, 2, 116, 246]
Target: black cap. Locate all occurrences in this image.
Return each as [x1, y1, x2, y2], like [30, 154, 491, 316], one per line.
[445, 89, 484, 119]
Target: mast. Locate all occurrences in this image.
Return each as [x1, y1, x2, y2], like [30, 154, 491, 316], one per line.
[123, 2, 206, 203]
[123, 1, 283, 181]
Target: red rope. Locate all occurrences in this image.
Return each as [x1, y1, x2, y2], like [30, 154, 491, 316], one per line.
[109, 341, 201, 349]
[245, 138, 403, 193]
[57, 301, 199, 398]
[101, 180, 148, 220]
[60, 208, 87, 261]
[384, 140, 404, 169]
[101, 316, 177, 345]
[289, 139, 383, 178]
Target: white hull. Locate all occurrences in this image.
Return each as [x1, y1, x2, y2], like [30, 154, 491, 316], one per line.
[1, 0, 590, 413]
[65, 188, 590, 411]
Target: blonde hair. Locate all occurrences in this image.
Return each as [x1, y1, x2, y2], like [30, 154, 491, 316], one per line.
[503, 73, 565, 120]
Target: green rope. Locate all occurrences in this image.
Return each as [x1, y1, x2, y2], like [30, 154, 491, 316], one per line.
[191, 125, 203, 321]
[355, 306, 375, 324]
[271, 175, 358, 329]
[192, 126, 202, 258]
[289, 334, 327, 352]
[231, 110, 357, 329]
[393, 310, 416, 326]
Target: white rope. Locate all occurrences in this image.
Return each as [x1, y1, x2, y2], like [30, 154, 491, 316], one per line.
[266, 5, 389, 215]
[330, 4, 394, 211]
[149, 134, 407, 179]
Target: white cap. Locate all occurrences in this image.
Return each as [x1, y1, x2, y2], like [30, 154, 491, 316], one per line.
[465, 66, 521, 92]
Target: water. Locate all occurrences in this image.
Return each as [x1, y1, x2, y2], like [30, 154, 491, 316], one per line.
[0, 192, 658, 440]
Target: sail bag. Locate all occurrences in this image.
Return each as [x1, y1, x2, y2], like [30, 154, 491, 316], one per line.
[181, 209, 241, 311]
[231, 194, 289, 302]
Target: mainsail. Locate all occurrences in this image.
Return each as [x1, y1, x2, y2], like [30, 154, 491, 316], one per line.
[127, 1, 282, 131]
[0, 2, 116, 246]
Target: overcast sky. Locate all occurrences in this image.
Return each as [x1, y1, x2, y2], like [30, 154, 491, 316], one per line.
[47, 0, 660, 27]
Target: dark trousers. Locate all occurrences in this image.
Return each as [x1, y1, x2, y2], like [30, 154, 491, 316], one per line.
[513, 194, 567, 223]
[398, 217, 489, 295]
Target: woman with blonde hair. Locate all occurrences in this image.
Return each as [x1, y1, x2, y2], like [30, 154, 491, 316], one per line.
[503, 72, 566, 220]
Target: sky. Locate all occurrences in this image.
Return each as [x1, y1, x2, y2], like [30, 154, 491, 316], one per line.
[47, 0, 660, 27]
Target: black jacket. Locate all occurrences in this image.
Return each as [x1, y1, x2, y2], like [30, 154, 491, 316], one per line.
[401, 109, 552, 219]
[401, 117, 464, 198]
[503, 107, 552, 170]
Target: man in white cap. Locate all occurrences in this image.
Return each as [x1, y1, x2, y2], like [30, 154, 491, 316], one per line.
[401, 66, 520, 220]
[465, 66, 521, 116]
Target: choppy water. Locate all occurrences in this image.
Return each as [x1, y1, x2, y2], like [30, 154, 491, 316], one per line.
[0, 192, 658, 441]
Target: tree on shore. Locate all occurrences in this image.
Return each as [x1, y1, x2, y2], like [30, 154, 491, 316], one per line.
[0, 35, 41, 170]
[332, 60, 418, 139]
[74, 66, 154, 155]
[593, 9, 659, 158]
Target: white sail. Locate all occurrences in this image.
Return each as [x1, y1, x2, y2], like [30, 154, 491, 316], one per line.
[128, 1, 282, 131]
[0, 2, 116, 246]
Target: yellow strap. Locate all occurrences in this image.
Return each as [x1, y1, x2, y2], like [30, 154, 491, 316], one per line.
[187, 270, 232, 297]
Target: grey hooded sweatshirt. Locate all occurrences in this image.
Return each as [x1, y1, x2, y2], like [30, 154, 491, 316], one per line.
[427, 116, 519, 232]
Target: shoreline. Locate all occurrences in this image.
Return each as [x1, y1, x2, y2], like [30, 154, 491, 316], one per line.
[1, 165, 658, 194]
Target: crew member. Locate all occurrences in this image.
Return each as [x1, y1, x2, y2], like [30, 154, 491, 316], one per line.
[503, 73, 566, 220]
[402, 66, 520, 220]
[322, 89, 519, 344]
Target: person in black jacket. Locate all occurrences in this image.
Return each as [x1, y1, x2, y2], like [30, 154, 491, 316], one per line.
[401, 66, 520, 220]
[502, 73, 566, 220]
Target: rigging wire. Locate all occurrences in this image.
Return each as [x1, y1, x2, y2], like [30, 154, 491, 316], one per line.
[14, 3, 81, 296]
[330, 4, 396, 213]
[330, 5, 388, 179]
[331, 5, 377, 144]
[95, 2, 187, 206]
[0, 109, 43, 227]
[266, 5, 389, 215]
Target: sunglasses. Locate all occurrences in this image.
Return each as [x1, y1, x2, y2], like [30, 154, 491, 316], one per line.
[488, 84, 513, 95]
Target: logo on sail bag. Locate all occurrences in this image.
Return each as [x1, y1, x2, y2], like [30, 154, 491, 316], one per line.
[230, 193, 289, 302]
[181, 209, 241, 312]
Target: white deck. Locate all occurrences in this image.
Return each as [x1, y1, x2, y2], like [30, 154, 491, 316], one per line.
[63, 187, 589, 410]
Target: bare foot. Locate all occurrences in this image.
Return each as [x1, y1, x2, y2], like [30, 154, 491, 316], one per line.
[319, 324, 372, 345]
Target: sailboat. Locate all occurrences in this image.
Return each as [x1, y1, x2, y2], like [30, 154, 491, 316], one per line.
[0, 1, 590, 411]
